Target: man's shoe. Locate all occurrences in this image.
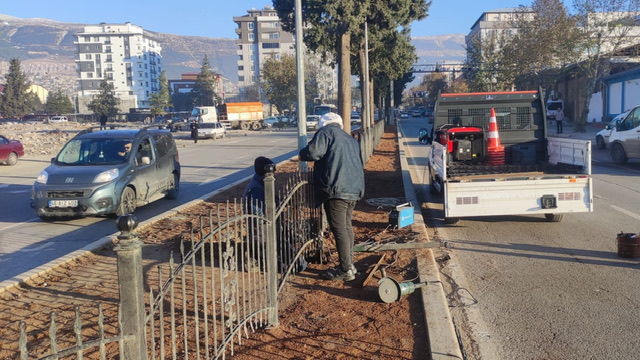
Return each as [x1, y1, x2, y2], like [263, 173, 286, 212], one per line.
[322, 266, 356, 281]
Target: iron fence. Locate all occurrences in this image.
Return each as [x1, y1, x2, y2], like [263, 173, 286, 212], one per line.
[17, 123, 385, 359]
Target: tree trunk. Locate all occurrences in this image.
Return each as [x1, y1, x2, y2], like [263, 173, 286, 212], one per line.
[338, 32, 352, 134]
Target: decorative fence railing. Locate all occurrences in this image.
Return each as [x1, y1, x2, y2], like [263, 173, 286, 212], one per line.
[16, 122, 386, 360]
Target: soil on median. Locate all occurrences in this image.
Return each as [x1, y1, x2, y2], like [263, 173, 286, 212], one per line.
[0, 125, 432, 360]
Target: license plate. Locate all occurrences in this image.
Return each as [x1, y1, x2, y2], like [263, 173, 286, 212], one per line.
[48, 200, 78, 208]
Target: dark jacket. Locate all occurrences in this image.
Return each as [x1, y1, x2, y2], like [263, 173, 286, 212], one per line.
[299, 123, 365, 206]
[242, 173, 266, 215]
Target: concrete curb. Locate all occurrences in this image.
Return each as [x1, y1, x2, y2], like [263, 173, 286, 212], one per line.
[0, 160, 280, 295]
[396, 128, 463, 359]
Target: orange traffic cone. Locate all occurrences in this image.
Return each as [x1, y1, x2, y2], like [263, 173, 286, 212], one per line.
[485, 108, 505, 165]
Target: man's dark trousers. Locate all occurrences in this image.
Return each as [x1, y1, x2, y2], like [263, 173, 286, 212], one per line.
[324, 198, 357, 272]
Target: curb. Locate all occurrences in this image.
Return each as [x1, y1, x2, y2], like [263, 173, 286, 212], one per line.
[396, 129, 463, 359]
[0, 160, 282, 295]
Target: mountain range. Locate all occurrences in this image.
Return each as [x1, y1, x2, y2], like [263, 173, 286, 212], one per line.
[0, 14, 466, 95]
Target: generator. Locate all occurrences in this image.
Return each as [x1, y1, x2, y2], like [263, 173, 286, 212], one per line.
[434, 124, 485, 163]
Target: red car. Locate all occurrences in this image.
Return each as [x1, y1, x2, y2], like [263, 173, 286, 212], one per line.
[0, 134, 25, 165]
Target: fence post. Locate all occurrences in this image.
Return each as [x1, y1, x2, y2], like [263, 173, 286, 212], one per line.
[263, 164, 279, 327]
[114, 215, 148, 360]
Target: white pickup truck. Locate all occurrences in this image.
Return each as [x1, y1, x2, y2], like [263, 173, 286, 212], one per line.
[428, 90, 593, 224]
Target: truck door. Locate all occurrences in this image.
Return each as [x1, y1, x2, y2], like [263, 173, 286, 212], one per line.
[619, 107, 640, 158]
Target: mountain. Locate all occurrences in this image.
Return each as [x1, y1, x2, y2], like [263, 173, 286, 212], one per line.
[0, 14, 465, 95]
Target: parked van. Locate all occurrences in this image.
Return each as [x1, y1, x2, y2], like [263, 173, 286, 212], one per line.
[49, 116, 68, 123]
[546, 100, 564, 121]
[595, 110, 629, 149]
[607, 105, 640, 163]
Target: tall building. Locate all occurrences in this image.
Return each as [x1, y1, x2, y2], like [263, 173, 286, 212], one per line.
[465, 7, 533, 57]
[74, 22, 162, 113]
[233, 6, 295, 88]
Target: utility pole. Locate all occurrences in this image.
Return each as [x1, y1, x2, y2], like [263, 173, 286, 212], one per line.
[295, 0, 308, 172]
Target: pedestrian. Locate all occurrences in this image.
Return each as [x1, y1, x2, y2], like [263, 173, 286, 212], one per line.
[556, 106, 564, 134]
[99, 114, 108, 130]
[299, 112, 365, 282]
[190, 121, 199, 143]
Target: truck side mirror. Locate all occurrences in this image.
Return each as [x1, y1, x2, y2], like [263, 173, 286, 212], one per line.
[418, 128, 430, 144]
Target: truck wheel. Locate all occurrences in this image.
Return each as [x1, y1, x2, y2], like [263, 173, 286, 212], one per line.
[444, 217, 460, 225]
[611, 143, 628, 164]
[544, 213, 563, 222]
[251, 122, 261, 130]
[241, 122, 250, 130]
[595, 135, 606, 149]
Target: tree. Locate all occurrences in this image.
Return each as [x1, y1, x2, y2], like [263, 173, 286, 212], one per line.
[191, 55, 220, 107]
[87, 80, 120, 117]
[45, 89, 74, 115]
[0, 58, 37, 118]
[261, 54, 299, 114]
[150, 71, 172, 117]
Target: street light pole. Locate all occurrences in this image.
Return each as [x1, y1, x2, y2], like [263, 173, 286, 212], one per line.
[295, 0, 308, 172]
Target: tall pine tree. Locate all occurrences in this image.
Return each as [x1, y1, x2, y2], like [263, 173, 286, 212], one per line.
[150, 71, 172, 117]
[191, 55, 219, 107]
[0, 58, 37, 118]
[87, 81, 120, 117]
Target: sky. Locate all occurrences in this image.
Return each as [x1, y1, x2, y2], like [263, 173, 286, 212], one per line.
[2, 0, 574, 39]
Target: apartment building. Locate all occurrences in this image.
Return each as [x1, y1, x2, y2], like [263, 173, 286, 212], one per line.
[75, 22, 162, 113]
[233, 5, 295, 88]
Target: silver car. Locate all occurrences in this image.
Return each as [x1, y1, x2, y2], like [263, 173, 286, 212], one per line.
[31, 126, 180, 220]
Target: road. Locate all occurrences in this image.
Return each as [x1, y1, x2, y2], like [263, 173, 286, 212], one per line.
[398, 116, 640, 359]
[0, 129, 302, 285]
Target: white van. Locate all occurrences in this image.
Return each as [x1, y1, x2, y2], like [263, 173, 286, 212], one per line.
[607, 105, 640, 163]
[595, 110, 629, 149]
[49, 116, 68, 123]
[546, 100, 564, 121]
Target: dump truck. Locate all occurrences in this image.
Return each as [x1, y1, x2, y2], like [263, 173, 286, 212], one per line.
[186, 102, 264, 131]
[427, 90, 593, 224]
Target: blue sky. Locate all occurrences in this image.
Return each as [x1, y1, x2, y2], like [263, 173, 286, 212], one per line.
[1, 0, 573, 39]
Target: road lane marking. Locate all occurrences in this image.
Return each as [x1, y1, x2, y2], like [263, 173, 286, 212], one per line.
[18, 242, 54, 253]
[610, 205, 640, 221]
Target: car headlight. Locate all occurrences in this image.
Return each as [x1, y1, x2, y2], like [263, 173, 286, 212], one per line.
[94, 168, 120, 183]
[36, 170, 49, 184]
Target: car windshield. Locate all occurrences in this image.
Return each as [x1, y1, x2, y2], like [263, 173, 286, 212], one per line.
[56, 138, 134, 165]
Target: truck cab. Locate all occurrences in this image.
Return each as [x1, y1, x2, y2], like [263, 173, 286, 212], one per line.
[608, 105, 640, 163]
[189, 106, 218, 123]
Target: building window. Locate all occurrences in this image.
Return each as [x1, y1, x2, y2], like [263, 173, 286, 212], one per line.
[87, 73, 93, 78]
[85, 54, 92, 60]
[239, 55, 244, 61]
[269, 33, 280, 39]
[238, 44, 242, 50]
[248, 33, 254, 41]
[238, 66, 244, 71]
[239, 76, 245, 82]
[84, 36, 91, 42]
[94, 36, 100, 42]
[248, 23, 254, 30]
[85, 45, 91, 51]
[262, 43, 280, 49]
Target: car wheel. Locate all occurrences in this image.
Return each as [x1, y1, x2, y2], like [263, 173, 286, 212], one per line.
[116, 187, 136, 216]
[595, 135, 606, 149]
[166, 173, 180, 200]
[544, 213, 563, 222]
[6, 152, 18, 166]
[611, 143, 628, 164]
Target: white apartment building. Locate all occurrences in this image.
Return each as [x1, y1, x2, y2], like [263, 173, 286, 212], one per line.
[233, 6, 295, 88]
[465, 7, 533, 55]
[75, 22, 162, 113]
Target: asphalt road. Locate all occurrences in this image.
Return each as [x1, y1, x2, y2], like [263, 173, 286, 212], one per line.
[0, 129, 302, 285]
[398, 116, 640, 359]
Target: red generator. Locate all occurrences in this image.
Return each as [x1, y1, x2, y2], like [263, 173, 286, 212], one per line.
[434, 125, 486, 163]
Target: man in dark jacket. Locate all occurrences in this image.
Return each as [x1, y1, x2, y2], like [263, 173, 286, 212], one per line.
[99, 114, 108, 130]
[190, 121, 199, 143]
[299, 112, 365, 281]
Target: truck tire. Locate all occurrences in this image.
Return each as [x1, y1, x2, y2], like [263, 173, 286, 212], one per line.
[241, 122, 250, 130]
[251, 122, 261, 130]
[611, 143, 628, 164]
[544, 213, 563, 222]
[444, 217, 460, 225]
